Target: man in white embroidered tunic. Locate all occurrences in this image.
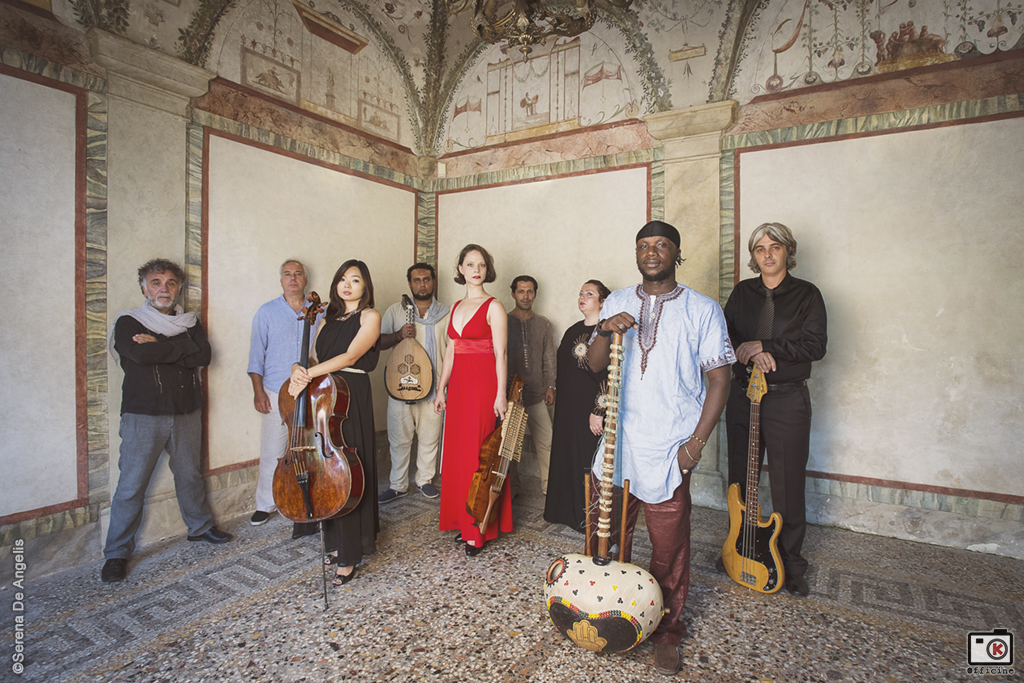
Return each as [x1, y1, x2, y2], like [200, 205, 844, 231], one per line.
[587, 220, 734, 677]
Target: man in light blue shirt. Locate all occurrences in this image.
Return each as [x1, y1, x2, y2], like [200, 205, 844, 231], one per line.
[588, 220, 734, 676]
[247, 259, 321, 534]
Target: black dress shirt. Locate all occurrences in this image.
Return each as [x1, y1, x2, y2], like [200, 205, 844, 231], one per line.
[723, 272, 827, 384]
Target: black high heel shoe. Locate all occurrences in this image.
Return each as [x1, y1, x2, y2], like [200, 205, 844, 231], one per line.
[332, 566, 357, 586]
[465, 542, 484, 557]
[454, 532, 465, 544]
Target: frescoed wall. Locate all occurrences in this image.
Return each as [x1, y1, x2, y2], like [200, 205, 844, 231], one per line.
[207, 0, 415, 147]
[444, 32, 642, 152]
[735, 0, 1024, 99]
[2, 0, 1023, 580]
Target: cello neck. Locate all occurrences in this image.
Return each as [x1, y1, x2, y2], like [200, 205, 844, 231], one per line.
[293, 291, 323, 430]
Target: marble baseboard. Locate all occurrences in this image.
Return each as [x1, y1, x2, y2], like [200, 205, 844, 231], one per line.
[806, 491, 1024, 560]
[0, 520, 102, 585]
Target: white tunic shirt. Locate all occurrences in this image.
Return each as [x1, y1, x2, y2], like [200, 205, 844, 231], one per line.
[593, 284, 736, 504]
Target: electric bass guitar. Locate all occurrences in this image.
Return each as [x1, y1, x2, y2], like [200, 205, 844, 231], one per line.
[722, 367, 785, 593]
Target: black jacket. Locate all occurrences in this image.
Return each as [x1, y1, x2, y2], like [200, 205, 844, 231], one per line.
[114, 315, 211, 415]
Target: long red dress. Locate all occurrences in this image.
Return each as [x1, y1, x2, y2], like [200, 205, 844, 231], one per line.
[438, 297, 513, 545]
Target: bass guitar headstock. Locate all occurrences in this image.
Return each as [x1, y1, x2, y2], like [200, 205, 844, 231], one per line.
[299, 292, 324, 322]
[746, 366, 768, 404]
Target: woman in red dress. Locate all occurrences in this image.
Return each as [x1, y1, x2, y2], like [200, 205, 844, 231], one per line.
[434, 244, 509, 556]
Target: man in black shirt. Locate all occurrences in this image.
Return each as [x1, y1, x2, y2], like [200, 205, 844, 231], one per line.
[723, 223, 827, 597]
[101, 259, 232, 583]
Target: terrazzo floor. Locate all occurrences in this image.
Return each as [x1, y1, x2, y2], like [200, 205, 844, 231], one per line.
[3, 483, 1022, 682]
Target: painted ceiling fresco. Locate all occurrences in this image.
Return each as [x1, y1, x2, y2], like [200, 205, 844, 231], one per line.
[735, 0, 1024, 100]
[48, 0, 1024, 156]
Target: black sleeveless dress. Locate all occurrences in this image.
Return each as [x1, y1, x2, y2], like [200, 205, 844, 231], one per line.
[315, 314, 380, 566]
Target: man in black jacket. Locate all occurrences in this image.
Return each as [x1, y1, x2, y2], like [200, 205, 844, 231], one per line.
[724, 223, 827, 597]
[101, 259, 232, 583]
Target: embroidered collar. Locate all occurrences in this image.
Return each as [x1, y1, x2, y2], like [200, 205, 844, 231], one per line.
[633, 284, 685, 376]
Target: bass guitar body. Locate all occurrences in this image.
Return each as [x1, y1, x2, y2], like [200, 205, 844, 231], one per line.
[722, 484, 784, 593]
[273, 372, 365, 522]
[721, 366, 784, 594]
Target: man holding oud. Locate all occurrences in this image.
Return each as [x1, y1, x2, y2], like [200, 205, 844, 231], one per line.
[723, 222, 827, 597]
[506, 275, 557, 497]
[587, 221, 734, 676]
[247, 259, 321, 538]
[378, 263, 450, 502]
[102, 259, 232, 583]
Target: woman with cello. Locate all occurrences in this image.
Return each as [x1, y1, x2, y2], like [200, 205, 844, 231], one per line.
[288, 260, 380, 584]
[434, 244, 509, 556]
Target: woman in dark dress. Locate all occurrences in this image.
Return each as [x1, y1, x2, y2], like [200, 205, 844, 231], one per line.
[543, 279, 611, 532]
[288, 260, 381, 584]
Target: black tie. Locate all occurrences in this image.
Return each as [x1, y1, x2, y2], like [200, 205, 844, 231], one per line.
[756, 286, 774, 341]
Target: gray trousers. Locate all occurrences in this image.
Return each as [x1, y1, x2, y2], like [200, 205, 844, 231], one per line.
[104, 410, 214, 559]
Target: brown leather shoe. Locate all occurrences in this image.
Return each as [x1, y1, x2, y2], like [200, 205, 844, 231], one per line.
[653, 643, 680, 676]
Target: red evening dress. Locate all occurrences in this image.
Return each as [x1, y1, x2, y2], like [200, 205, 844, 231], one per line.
[438, 297, 513, 545]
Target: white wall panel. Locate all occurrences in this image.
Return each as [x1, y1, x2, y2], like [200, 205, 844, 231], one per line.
[739, 117, 1024, 497]
[206, 135, 416, 471]
[0, 73, 79, 516]
[437, 167, 650, 347]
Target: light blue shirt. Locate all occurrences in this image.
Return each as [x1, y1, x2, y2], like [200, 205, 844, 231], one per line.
[247, 295, 322, 393]
[593, 284, 736, 504]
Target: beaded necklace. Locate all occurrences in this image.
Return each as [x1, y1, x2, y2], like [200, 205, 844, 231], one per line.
[633, 283, 684, 376]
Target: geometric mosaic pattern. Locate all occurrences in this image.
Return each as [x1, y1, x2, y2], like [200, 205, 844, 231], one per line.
[8, 489, 1023, 682]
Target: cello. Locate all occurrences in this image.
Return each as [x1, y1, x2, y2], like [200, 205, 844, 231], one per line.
[272, 292, 364, 524]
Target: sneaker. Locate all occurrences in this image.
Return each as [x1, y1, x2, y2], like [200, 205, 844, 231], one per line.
[419, 483, 440, 499]
[250, 510, 271, 526]
[378, 488, 407, 504]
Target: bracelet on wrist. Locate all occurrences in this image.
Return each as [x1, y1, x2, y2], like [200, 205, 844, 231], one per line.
[689, 434, 707, 448]
[596, 319, 613, 337]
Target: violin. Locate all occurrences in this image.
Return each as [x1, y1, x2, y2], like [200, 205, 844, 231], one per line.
[272, 292, 364, 522]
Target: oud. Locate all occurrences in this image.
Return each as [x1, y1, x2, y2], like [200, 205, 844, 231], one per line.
[544, 333, 665, 653]
[721, 367, 785, 593]
[383, 294, 433, 402]
[466, 376, 527, 534]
